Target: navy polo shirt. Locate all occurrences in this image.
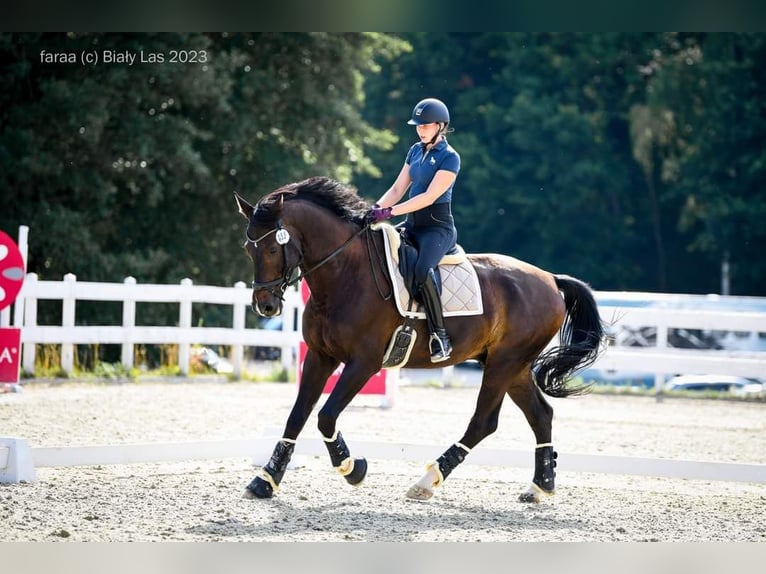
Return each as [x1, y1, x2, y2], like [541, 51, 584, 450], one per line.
[405, 138, 460, 205]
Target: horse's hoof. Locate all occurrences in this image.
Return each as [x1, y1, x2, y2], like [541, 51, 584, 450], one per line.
[405, 485, 434, 501]
[518, 483, 554, 503]
[243, 476, 274, 499]
[344, 457, 368, 486]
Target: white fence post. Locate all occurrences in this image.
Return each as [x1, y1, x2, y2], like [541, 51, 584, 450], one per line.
[61, 273, 76, 373]
[178, 278, 192, 375]
[281, 290, 298, 371]
[232, 281, 246, 378]
[21, 273, 38, 374]
[12, 225, 29, 329]
[0, 226, 28, 328]
[121, 277, 136, 369]
[654, 317, 669, 398]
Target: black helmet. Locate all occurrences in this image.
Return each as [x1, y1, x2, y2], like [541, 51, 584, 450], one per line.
[407, 98, 450, 125]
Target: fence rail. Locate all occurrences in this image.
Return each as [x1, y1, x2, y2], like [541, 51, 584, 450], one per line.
[594, 300, 766, 388]
[3, 274, 765, 384]
[6, 273, 303, 377]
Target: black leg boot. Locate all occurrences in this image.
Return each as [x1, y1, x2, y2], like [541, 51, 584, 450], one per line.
[419, 268, 452, 363]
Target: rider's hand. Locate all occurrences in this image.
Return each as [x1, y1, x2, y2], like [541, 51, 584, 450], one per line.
[364, 206, 393, 224]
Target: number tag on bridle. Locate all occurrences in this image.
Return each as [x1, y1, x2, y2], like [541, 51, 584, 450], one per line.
[275, 229, 291, 245]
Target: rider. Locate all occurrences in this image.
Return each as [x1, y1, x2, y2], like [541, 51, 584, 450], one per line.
[365, 97, 460, 363]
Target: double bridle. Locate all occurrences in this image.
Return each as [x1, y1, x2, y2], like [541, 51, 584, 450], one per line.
[245, 218, 370, 300]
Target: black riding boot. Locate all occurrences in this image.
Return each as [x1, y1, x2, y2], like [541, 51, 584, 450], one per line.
[419, 268, 452, 363]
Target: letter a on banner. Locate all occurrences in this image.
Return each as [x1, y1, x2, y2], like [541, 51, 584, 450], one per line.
[0, 328, 21, 383]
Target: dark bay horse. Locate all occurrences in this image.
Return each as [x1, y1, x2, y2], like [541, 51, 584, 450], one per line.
[235, 176, 605, 503]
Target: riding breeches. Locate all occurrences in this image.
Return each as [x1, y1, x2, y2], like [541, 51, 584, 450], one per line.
[403, 204, 457, 287]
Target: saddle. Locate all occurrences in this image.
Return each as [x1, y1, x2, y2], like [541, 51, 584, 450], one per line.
[373, 223, 483, 320]
[373, 222, 483, 369]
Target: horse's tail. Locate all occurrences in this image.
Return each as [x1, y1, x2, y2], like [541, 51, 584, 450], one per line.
[532, 274, 606, 398]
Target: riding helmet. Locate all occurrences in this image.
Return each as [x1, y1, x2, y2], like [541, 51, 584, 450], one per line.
[407, 98, 450, 125]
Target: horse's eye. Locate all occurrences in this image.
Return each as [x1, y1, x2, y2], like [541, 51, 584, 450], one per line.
[268, 247, 278, 255]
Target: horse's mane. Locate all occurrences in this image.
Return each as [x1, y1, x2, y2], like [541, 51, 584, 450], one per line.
[253, 176, 370, 226]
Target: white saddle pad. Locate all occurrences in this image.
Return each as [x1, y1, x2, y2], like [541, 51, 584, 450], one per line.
[374, 223, 483, 319]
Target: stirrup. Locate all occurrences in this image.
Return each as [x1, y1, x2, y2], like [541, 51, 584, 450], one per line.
[429, 333, 452, 363]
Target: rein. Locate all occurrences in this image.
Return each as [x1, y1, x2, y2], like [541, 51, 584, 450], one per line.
[247, 221, 370, 300]
[366, 226, 393, 301]
[292, 225, 369, 286]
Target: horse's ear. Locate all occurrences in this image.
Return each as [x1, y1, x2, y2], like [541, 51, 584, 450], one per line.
[234, 192, 254, 220]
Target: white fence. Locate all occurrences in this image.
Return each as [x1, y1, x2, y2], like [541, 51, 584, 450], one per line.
[3, 432, 763, 485]
[594, 292, 766, 389]
[2, 273, 303, 377]
[2, 273, 765, 383]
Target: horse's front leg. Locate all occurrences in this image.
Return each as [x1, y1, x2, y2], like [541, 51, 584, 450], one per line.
[317, 359, 381, 487]
[244, 349, 339, 499]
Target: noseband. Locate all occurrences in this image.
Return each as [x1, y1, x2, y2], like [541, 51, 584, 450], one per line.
[245, 218, 369, 300]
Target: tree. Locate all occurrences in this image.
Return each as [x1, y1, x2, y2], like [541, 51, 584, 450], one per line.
[3, 32, 764, 304]
[430, 33, 660, 289]
[646, 33, 766, 295]
[0, 33, 407, 290]
[360, 33, 766, 295]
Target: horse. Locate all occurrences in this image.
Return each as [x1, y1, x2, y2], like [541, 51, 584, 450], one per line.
[234, 176, 605, 503]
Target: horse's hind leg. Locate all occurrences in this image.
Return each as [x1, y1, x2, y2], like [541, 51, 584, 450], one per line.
[244, 349, 339, 499]
[506, 369, 557, 503]
[406, 361, 509, 501]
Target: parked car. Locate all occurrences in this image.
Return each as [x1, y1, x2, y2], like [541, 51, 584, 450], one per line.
[577, 368, 655, 389]
[664, 374, 764, 395]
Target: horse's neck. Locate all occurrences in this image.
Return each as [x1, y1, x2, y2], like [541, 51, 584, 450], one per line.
[289, 203, 364, 295]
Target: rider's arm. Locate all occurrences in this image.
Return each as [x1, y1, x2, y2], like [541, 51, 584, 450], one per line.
[375, 162, 411, 208]
[390, 170, 456, 216]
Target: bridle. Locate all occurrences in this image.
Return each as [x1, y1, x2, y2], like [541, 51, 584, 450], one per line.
[245, 218, 369, 300]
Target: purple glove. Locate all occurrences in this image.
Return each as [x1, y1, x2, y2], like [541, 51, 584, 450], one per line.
[365, 206, 393, 224]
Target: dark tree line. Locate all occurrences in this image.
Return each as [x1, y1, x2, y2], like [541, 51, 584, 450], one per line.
[357, 33, 766, 296]
[2, 32, 764, 299]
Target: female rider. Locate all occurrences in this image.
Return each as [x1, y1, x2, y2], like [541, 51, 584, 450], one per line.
[365, 97, 460, 363]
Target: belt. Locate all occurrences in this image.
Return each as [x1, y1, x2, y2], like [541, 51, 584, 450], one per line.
[408, 203, 453, 226]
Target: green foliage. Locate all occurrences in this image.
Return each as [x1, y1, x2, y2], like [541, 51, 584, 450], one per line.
[1, 32, 764, 304]
[359, 32, 766, 295]
[0, 32, 406, 292]
[648, 33, 766, 295]
[260, 365, 291, 383]
[90, 361, 136, 380]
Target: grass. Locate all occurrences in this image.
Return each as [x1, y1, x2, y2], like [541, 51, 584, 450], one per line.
[19, 346, 762, 400]
[20, 343, 292, 384]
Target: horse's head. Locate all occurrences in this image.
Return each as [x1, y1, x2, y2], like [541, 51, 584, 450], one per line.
[236, 177, 371, 316]
[235, 191, 302, 317]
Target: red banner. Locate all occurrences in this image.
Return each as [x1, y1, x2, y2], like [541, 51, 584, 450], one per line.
[0, 230, 25, 312]
[297, 341, 387, 395]
[298, 280, 387, 395]
[0, 328, 22, 383]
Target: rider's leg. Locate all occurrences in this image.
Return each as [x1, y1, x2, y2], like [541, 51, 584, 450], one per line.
[418, 267, 452, 362]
